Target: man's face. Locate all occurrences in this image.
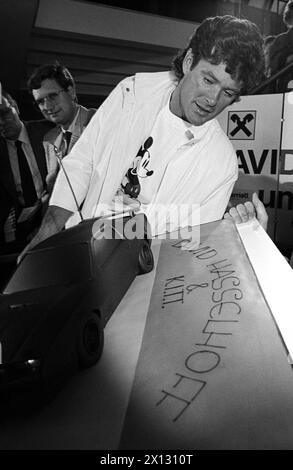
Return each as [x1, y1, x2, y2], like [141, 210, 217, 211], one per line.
[171, 55, 241, 126]
[32, 79, 77, 128]
[0, 97, 22, 140]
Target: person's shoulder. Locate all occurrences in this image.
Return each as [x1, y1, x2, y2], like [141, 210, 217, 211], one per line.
[133, 71, 177, 101]
[98, 75, 135, 106]
[287, 27, 293, 44]
[24, 119, 55, 138]
[42, 124, 61, 143]
[78, 104, 96, 123]
[211, 119, 232, 143]
[134, 70, 174, 82]
[100, 72, 174, 105]
[134, 71, 176, 89]
[269, 31, 290, 51]
[275, 31, 288, 40]
[209, 119, 236, 157]
[87, 107, 96, 122]
[113, 75, 135, 92]
[25, 119, 54, 131]
[111, 71, 175, 93]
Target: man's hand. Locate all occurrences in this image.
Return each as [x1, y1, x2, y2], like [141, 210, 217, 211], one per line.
[224, 192, 268, 231]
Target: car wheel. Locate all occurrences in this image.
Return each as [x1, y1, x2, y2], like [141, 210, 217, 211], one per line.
[138, 239, 154, 274]
[77, 312, 104, 369]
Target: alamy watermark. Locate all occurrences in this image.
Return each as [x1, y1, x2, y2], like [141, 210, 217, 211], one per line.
[91, 201, 200, 243]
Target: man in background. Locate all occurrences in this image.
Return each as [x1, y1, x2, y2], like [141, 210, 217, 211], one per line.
[27, 62, 96, 193]
[0, 89, 53, 287]
[267, 0, 293, 92]
[0, 90, 53, 248]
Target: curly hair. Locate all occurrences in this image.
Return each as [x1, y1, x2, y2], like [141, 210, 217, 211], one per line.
[283, 0, 293, 28]
[172, 15, 265, 94]
[27, 62, 75, 93]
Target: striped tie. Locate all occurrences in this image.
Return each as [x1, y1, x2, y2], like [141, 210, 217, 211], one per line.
[63, 131, 72, 155]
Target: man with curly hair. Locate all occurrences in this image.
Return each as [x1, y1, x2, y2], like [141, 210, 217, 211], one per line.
[20, 15, 265, 256]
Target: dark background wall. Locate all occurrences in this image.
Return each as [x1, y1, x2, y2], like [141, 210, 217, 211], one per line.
[0, 0, 289, 120]
[91, 0, 288, 34]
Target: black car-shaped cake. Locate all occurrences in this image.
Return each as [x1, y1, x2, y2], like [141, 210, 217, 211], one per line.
[0, 213, 153, 407]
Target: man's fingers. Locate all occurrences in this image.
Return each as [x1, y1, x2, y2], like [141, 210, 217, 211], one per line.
[227, 206, 243, 224]
[235, 203, 251, 222]
[225, 201, 256, 225]
[252, 192, 268, 230]
[252, 192, 265, 216]
[243, 201, 256, 219]
[225, 193, 269, 231]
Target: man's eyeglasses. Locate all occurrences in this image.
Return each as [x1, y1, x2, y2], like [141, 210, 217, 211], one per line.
[35, 89, 66, 107]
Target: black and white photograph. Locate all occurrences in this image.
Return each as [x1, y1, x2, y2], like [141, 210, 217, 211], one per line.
[0, 0, 293, 456]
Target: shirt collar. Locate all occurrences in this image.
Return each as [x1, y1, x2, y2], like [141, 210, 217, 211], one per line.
[6, 121, 29, 144]
[60, 106, 80, 134]
[166, 93, 213, 141]
[18, 122, 30, 144]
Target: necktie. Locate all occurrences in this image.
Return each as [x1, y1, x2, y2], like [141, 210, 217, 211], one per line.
[63, 131, 72, 155]
[15, 140, 37, 207]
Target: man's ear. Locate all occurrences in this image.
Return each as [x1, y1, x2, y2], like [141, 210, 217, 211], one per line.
[182, 48, 194, 75]
[67, 85, 77, 101]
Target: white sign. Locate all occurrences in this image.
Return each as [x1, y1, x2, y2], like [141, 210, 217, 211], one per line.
[218, 92, 293, 253]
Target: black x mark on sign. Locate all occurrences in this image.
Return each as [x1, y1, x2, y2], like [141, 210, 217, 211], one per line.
[230, 113, 254, 137]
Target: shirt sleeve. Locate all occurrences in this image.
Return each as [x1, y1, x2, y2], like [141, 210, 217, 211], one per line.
[49, 77, 132, 212]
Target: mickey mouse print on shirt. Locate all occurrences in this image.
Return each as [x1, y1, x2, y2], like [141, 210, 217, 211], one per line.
[121, 136, 154, 199]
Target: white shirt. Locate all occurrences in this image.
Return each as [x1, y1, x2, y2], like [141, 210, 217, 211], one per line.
[50, 72, 238, 232]
[117, 98, 206, 205]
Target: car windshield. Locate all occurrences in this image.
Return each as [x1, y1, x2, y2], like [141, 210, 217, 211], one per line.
[3, 243, 92, 294]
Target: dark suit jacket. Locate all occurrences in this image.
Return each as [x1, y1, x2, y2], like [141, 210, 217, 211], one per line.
[0, 119, 53, 243]
[268, 28, 293, 92]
